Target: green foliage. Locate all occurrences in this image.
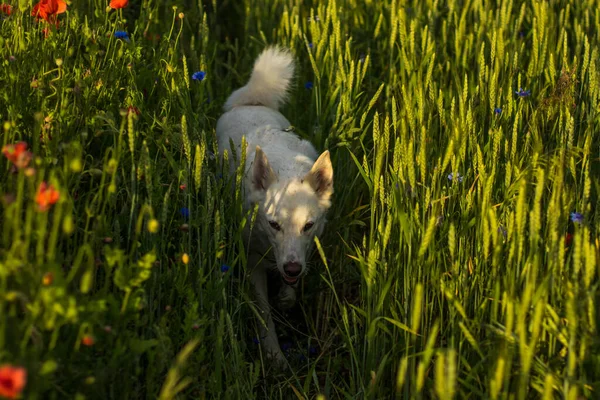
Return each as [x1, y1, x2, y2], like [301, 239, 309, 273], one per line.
[0, 0, 599, 398]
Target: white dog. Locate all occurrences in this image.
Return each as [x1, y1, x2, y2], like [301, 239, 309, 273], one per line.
[216, 47, 333, 365]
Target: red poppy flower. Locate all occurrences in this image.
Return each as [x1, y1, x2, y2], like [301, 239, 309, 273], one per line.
[82, 335, 95, 346]
[565, 233, 573, 246]
[32, 0, 67, 27]
[0, 365, 27, 400]
[109, 0, 128, 9]
[35, 182, 60, 211]
[2, 142, 32, 169]
[0, 4, 12, 15]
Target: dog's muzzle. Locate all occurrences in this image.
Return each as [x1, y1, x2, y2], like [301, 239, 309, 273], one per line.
[283, 262, 302, 285]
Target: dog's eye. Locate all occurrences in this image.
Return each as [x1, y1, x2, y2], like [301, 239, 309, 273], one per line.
[303, 222, 314, 232]
[269, 221, 281, 231]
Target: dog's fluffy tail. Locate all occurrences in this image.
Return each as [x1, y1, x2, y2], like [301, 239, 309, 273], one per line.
[224, 47, 295, 112]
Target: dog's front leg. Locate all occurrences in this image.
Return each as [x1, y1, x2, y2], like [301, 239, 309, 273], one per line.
[249, 258, 287, 367]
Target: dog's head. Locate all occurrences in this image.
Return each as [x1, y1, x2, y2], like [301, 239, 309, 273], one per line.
[249, 146, 333, 284]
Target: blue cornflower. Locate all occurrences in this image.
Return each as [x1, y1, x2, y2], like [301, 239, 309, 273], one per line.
[114, 31, 130, 42]
[494, 107, 502, 115]
[281, 342, 292, 352]
[498, 225, 507, 238]
[192, 71, 206, 81]
[448, 172, 463, 183]
[180, 207, 190, 219]
[570, 212, 584, 224]
[252, 337, 260, 344]
[515, 88, 531, 97]
[220, 264, 230, 273]
[304, 81, 313, 90]
[308, 42, 313, 49]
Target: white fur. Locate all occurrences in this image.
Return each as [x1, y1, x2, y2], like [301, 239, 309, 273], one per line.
[223, 47, 295, 112]
[216, 47, 333, 367]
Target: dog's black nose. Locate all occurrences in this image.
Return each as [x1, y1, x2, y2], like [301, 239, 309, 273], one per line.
[283, 262, 302, 277]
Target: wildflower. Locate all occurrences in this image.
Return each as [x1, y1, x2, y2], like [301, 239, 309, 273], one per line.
[109, 0, 128, 9]
[81, 335, 95, 346]
[114, 31, 130, 41]
[252, 337, 260, 344]
[305, 81, 314, 90]
[221, 264, 230, 273]
[494, 107, 502, 115]
[42, 272, 53, 285]
[0, 365, 27, 400]
[447, 172, 463, 183]
[102, 237, 113, 244]
[191, 71, 206, 81]
[192, 323, 200, 330]
[179, 184, 187, 190]
[2, 142, 32, 169]
[127, 106, 140, 116]
[148, 219, 159, 233]
[515, 88, 531, 97]
[0, 4, 12, 15]
[8, 56, 15, 62]
[182, 253, 189, 264]
[308, 42, 313, 49]
[281, 342, 292, 352]
[498, 226, 507, 238]
[32, 0, 67, 27]
[103, 325, 112, 333]
[180, 207, 190, 219]
[570, 212, 583, 225]
[125, 106, 141, 117]
[565, 233, 573, 246]
[165, 305, 172, 311]
[35, 182, 60, 211]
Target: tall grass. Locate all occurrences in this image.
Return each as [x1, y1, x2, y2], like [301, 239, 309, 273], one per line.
[0, 0, 599, 398]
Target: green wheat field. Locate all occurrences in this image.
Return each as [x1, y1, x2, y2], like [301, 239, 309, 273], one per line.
[1, 0, 599, 398]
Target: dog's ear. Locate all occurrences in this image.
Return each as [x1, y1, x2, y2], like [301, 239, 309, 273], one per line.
[252, 146, 277, 191]
[304, 150, 333, 200]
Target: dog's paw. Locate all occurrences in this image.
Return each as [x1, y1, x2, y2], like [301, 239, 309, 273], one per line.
[264, 346, 288, 370]
[277, 285, 296, 310]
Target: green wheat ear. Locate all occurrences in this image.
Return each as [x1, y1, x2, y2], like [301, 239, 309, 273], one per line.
[194, 142, 205, 192]
[181, 115, 191, 167]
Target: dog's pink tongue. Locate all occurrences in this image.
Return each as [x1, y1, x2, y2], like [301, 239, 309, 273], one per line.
[284, 276, 297, 284]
